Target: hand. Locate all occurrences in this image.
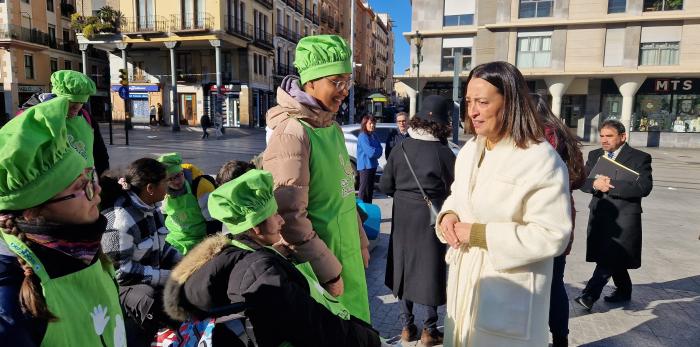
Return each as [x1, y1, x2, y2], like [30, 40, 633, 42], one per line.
[361, 246, 370, 268]
[439, 213, 461, 249]
[454, 222, 472, 245]
[593, 175, 614, 192]
[90, 305, 110, 336]
[322, 276, 344, 297]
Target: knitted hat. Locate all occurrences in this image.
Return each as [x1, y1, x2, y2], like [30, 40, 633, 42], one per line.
[0, 97, 87, 210]
[50, 70, 96, 103]
[208, 170, 278, 234]
[294, 35, 352, 85]
[157, 153, 183, 175]
[414, 95, 452, 125]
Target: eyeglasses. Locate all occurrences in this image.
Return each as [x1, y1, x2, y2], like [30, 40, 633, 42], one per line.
[397, 120, 407, 123]
[168, 171, 184, 182]
[42, 170, 96, 205]
[324, 77, 354, 92]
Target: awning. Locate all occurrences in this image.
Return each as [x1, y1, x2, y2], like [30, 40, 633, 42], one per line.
[367, 93, 388, 102]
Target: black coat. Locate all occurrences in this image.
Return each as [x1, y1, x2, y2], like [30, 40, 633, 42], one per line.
[580, 144, 653, 269]
[384, 128, 409, 158]
[379, 138, 455, 306]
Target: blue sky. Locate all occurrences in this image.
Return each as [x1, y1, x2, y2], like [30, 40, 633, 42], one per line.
[368, 0, 411, 76]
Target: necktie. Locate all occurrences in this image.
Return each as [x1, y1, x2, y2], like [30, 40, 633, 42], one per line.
[607, 151, 614, 159]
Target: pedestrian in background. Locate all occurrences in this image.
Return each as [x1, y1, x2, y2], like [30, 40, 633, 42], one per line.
[200, 114, 211, 139]
[437, 61, 571, 346]
[357, 114, 383, 203]
[533, 93, 586, 347]
[385, 111, 410, 158]
[380, 95, 456, 346]
[149, 105, 157, 125]
[575, 120, 653, 311]
[156, 103, 164, 125]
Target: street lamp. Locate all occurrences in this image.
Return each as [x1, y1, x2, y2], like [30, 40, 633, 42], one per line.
[414, 31, 423, 111]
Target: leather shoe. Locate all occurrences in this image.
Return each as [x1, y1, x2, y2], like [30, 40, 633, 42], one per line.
[604, 290, 631, 303]
[420, 328, 444, 346]
[574, 294, 595, 311]
[400, 324, 418, 342]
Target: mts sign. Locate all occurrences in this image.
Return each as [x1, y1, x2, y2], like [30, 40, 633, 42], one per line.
[654, 79, 693, 92]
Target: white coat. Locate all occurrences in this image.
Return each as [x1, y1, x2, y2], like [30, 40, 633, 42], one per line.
[437, 136, 572, 347]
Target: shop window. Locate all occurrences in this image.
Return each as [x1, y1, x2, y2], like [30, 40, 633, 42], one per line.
[519, 0, 553, 18]
[608, 0, 626, 13]
[441, 47, 472, 72]
[643, 0, 683, 12]
[24, 54, 34, 79]
[639, 42, 679, 66]
[517, 34, 552, 68]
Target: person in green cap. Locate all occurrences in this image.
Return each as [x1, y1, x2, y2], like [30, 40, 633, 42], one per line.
[262, 34, 371, 323]
[0, 96, 126, 346]
[163, 169, 400, 347]
[157, 152, 216, 254]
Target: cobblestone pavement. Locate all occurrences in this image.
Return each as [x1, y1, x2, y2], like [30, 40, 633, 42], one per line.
[106, 126, 700, 346]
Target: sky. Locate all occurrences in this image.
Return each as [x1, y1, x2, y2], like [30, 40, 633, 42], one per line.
[367, 0, 412, 76]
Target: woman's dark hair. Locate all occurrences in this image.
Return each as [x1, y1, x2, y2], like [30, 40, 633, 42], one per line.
[464, 61, 543, 149]
[216, 160, 256, 186]
[100, 158, 166, 209]
[409, 116, 451, 142]
[532, 93, 585, 184]
[360, 114, 376, 134]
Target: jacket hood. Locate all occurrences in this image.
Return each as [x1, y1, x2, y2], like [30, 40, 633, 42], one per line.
[266, 76, 336, 130]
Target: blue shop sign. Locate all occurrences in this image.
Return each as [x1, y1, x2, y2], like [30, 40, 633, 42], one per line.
[110, 85, 160, 92]
[129, 93, 149, 100]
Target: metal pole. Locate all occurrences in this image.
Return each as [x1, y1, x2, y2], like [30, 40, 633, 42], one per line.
[121, 48, 130, 146]
[165, 42, 181, 132]
[416, 44, 421, 112]
[452, 52, 462, 144]
[212, 40, 222, 131]
[349, 0, 355, 124]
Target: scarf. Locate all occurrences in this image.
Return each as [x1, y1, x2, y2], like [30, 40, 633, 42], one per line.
[19, 215, 107, 265]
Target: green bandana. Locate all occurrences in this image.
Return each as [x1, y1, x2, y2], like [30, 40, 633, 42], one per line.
[295, 35, 352, 85]
[208, 170, 278, 234]
[50, 70, 97, 103]
[157, 153, 184, 175]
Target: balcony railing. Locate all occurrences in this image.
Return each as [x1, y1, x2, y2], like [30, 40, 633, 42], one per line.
[62, 39, 79, 54]
[294, 1, 303, 14]
[0, 25, 51, 46]
[320, 12, 329, 24]
[254, 28, 273, 48]
[254, 0, 273, 9]
[60, 0, 76, 18]
[228, 17, 254, 39]
[313, 14, 319, 25]
[275, 63, 298, 76]
[305, 9, 313, 21]
[122, 16, 168, 34]
[276, 24, 299, 43]
[170, 12, 213, 32]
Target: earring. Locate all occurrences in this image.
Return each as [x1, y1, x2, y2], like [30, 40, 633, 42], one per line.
[149, 192, 154, 196]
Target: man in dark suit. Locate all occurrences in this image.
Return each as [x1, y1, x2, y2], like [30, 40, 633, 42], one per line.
[385, 111, 409, 158]
[575, 119, 653, 311]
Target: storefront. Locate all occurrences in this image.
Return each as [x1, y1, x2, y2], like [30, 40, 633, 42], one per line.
[206, 84, 241, 128]
[633, 78, 700, 133]
[18, 85, 47, 109]
[110, 84, 161, 124]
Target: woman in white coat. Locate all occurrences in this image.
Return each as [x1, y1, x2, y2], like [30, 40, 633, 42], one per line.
[437, 61, 572, 347]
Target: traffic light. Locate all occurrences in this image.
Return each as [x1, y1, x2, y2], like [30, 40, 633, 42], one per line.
[119, 68, 128, 86]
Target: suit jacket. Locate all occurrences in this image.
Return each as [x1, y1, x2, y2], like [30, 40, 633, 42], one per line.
[580, 144, 653, 268]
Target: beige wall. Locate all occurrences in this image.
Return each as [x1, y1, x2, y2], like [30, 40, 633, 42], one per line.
[679, 20, 700, 65]
[564, 26, 606, 71]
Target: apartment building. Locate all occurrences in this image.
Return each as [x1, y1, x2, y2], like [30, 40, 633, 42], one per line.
[0, 0, 114, 119]
[272, 0, 319, 93]
[318, 0, 346, 37]
[352, 1, 394, 101]
[400, 0, 700, 147]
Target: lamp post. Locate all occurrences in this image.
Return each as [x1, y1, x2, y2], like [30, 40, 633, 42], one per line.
[414, 31, 423, 111]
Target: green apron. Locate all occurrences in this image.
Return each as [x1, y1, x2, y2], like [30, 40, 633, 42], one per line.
[163, 181, 207, 255]
[230, 239, 350, 347]
[0, 233, 126, 347]
[66, 115, 95, 168]
[299, 119, 371, 323]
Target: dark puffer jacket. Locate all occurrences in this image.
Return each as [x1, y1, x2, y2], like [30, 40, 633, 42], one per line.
[163, 234, 381, 347]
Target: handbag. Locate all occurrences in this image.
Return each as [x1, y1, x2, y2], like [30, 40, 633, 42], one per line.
[400, 144, 441, 225]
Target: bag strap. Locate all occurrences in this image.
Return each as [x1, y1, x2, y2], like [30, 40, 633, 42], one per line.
[400, 143, 433, 209]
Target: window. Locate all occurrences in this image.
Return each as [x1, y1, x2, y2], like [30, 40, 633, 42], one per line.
[643, 0, 683, 11]
[48, 25, 56, 48]
[441, 37, 473, 71]
[444, 0, 475, 26]
[50, 58, 58, 73]
[263, 56, 267, 76]
[277, 9, 282, 25]
[78, 62, 83, 72]
[519, 0, 553, 18]
[639, 42, 679, 65]
[608, 0, 626, 13]
[516, 32, 552, 68]
[254, 54, 259, 75]
[24, 54, 34, 79]
[64, 60, 71, 70]
[137, 0, 155, 29]
[47, 0, 54, 11]
[295, 20, 299, 34]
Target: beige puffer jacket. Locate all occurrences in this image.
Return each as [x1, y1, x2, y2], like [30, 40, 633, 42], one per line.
[262, 85, 368, 283]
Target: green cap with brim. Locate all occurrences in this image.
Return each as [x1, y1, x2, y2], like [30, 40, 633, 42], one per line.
[294, 35, 352, 86]
[208, 169, 278, 234]
[51, 70, 97, 103]
[157, 152, 184, 175]
[0, 97, 87, 211]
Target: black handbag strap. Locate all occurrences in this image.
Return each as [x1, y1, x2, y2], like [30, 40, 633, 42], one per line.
[400, 143, 432, 208]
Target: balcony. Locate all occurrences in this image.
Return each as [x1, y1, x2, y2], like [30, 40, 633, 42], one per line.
[60, 0, 77, 18]
[305, 9, 313, 21]
[254, 0, 273, 9]
[313, 15, 319, 25]
[275, 63, 298, 76]
[294, 1, 303, 14]
[276, 24, 300, 43]
[170, 12, 213, 33]
[122, 16, 168, 35]
[320, 12, 329, 24]
[0, 25, 51, 47]
[227, 17, 254, 40]
[254, 28, 274, 49]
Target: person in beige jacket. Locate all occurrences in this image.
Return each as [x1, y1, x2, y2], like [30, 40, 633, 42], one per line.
[262, 35, 371, 323]
[437, 62, 572, 347]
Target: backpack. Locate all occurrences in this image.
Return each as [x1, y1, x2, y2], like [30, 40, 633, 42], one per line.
[191, 174, 217, 198]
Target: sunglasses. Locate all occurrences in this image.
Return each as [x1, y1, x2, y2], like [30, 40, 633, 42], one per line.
[42, 169, 96, 205]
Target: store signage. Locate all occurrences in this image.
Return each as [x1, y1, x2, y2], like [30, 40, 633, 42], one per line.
[110, 85, 160, 92]
[639, 78, 700, 94]
[654, 79, 693, 92]
[18, 86, 44, 93]
[209, 84, 241, 93]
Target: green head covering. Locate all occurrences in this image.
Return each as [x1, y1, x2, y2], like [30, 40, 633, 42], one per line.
[294, 34, 352, 86]
[157, 153, 183, 175]
[50, 70, 97, 103]
[208, 169, 278, 234]
[0, 97, 87, 211]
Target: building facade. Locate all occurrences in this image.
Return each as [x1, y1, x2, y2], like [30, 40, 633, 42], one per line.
[272, 0, 320, 94]
[0, 0, 114, 119]
[399, 0, 700, 147]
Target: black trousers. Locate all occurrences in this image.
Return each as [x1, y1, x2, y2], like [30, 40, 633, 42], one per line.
[202, 126, 209, 138]
[399, 299, 438, 332]
[358, 168, 376, 203]
[583, 263, 632, 300]
[549, 255, 569, 338]
[119, 284, 179, 346]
